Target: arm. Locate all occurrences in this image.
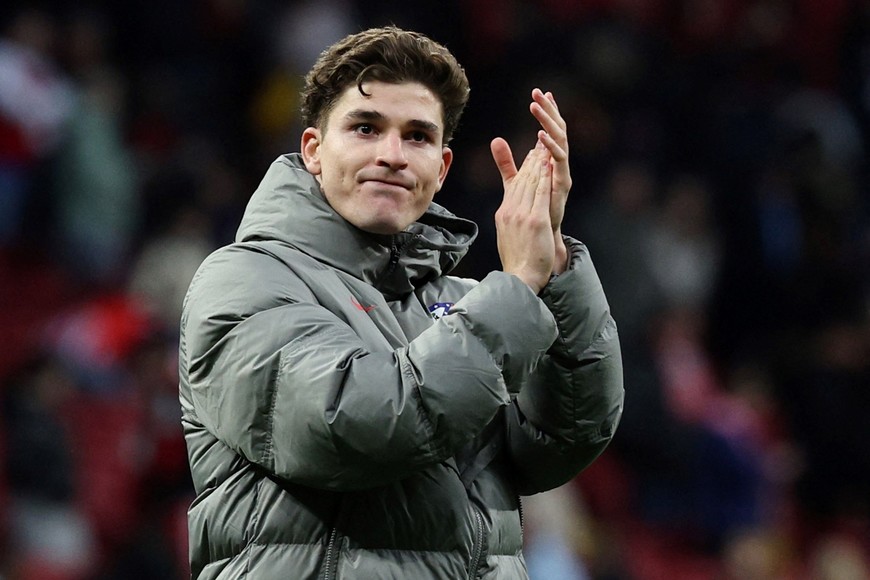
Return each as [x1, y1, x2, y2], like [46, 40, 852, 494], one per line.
[491, 89, 623, 494]
[507, 238, 624, 494]
[180, 245, 557, 491]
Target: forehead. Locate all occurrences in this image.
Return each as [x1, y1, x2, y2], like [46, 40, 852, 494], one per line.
[327, 81, 444, 128]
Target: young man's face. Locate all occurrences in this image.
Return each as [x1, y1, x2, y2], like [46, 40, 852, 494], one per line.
[301, 81, 453, 235]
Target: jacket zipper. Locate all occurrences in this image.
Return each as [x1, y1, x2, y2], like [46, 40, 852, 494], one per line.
[467, 505, 485, 580]
[320, 527, 339, 580]
[518, 495, 524, 535]
[385, 238, 402, 277]
[385, 233, 420, 279]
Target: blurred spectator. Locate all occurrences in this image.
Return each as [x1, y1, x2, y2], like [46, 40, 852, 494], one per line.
[571, 159, 662, 351]
[782, 317, 870, 525]
[720, 526, 799, 580]
[90, 334, 190, 580]
[51, 72, 138, 286]
[646, 173, 721, 310]
[646, 307, 767, 548]
[808, 532, 870, 580]
[1, 355, 97, 579]
[0, 8, 74, 247]
[44, 294, 154, 394]
[51, 9, 138, 286]
[249, 0, 357, 168]
[127, 205, 213, 332]
[524, 485, 594, 580]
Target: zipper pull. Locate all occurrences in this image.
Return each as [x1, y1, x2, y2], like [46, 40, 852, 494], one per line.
[386, 237, 401, 276]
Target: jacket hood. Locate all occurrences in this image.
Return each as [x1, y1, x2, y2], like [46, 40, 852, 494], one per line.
[235, 154, 478, 297]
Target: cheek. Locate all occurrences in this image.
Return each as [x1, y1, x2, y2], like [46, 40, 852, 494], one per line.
[318, 171, 347, 209]
[416, 152, 445, 182]
[425, 165, 446, 192]
[320, 160, 349, 195]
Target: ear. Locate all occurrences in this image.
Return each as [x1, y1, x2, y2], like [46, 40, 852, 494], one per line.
[300, 127, 322, 175]
[434, 146, 453, 193]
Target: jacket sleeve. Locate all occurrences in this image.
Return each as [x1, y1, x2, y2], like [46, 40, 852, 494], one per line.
[180, 245, 558, 491]
[505, 237, 625, 495]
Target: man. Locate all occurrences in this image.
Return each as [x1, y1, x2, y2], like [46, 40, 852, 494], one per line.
[179, 26, 623, 579]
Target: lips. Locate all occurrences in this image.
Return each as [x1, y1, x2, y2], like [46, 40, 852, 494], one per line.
[358, 173, 413, 190]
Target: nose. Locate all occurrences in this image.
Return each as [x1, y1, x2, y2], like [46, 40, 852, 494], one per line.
[376, 131, 408, 170]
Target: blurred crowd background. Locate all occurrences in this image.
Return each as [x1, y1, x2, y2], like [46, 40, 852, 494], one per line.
[0, 0, 868, 578]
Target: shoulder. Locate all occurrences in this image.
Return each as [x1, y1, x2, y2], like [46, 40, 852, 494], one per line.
[184, 241, 319, 321]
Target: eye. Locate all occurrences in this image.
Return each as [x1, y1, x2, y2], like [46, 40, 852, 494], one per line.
[354, 124, 375, 136]
[409, 131, 430, 143]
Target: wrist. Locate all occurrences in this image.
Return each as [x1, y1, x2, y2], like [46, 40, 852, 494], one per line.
[514, 269, 548, 295]
[552, 231, 568, 275]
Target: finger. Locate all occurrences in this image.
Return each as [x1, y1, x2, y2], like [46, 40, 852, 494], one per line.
[530, 102, 567, 148]
[538, 129, 568, 163]
[532, 89, 566, 130]
[531, 90, 566, 132]
[519, 141, 546, 210]
[547, 91, 557, 107]
[490, 138, 517, 184]
[530, 89, 568, 154]
[531, 156, 553, 214]
[505, 143, 541, 208]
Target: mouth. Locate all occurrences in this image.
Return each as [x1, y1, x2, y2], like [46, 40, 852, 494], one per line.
[359, 173, 413, 190]
[365, 179, 409, 189]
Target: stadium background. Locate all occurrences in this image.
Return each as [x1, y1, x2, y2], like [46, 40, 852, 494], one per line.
[0, 0, 868, 578]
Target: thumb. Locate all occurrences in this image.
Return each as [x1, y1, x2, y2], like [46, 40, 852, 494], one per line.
[490, 137, 517, 183]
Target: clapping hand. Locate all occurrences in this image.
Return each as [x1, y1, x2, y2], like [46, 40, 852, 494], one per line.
[491, 89, 572, 292]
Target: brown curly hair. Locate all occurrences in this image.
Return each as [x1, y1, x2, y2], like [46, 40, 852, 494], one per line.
[301, 26, 470, 144]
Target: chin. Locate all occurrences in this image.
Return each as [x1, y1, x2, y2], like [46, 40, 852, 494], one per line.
[359, 222, 406, 235]
[353, 210, 416, 235]
[351, 216, 404, 235]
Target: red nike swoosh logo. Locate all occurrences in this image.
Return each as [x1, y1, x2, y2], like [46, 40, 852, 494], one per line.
[351, 296, 376, 313]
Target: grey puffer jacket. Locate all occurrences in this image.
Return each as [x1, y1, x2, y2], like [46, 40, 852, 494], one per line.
[179, 154, 624, 579]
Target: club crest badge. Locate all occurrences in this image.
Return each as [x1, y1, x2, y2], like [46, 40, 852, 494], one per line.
[428, 302, 454, 320]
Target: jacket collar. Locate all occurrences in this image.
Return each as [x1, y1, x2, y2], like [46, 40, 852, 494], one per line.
[235, 154, 478, 298]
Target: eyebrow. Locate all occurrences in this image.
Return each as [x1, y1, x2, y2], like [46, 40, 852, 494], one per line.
[344, 109, 440, 135]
